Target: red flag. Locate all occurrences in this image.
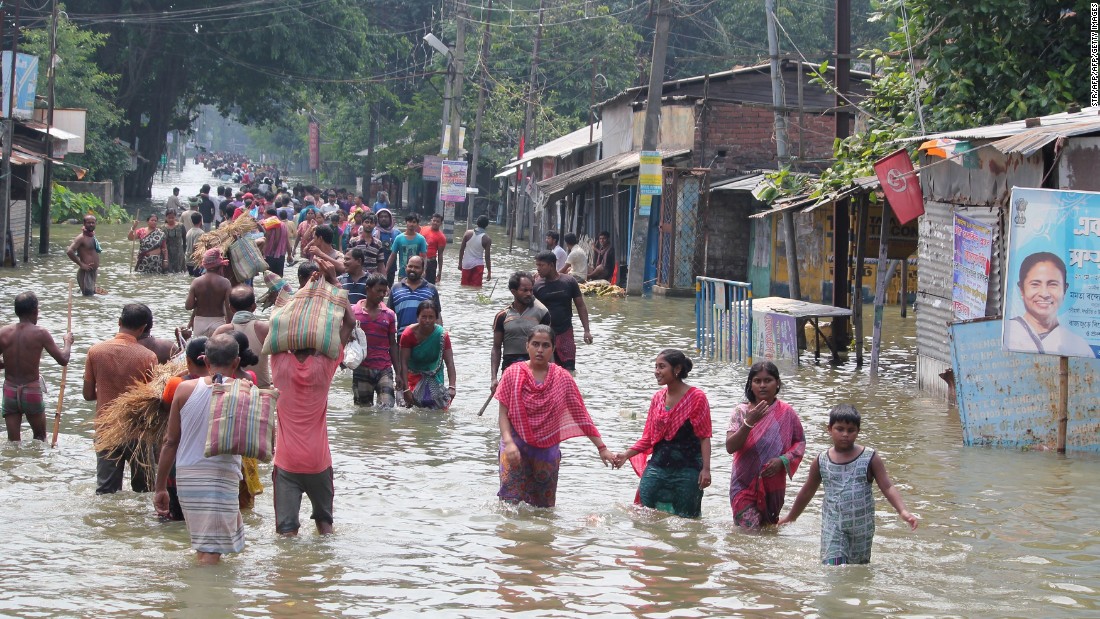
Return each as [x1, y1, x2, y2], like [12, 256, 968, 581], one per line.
[873, 148, 924, 225]
[516, 134, 525, 183]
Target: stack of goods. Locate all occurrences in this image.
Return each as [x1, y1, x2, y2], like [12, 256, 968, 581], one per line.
[579, 280, 626, 298]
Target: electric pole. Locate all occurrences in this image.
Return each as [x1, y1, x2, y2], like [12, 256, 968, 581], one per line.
[833, 0, 852, 348]
[467, 0, 492, 229]
[625, 0, 671, 296]
[39, 0, 57, 254]
[443, 2, 467, 238]
[767, 0, 800, 300]
[0, 0, 23, 266]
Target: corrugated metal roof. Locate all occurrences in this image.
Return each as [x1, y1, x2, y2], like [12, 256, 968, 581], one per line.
[596, 61, 872, 109]
[749, 175, 880, 219]
[10, 145, 42, 166]
[498, 122, 601, 175]
[710, 173, 767, 192]
[23, 121, 80, 141]
[535, 148, 691, 209]
[903, 107, 1100, 143]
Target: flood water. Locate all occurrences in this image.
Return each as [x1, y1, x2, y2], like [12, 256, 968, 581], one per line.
[0, 164, 1098, 617]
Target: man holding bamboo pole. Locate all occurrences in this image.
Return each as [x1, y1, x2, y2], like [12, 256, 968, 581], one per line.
[0, 292, 73, 441]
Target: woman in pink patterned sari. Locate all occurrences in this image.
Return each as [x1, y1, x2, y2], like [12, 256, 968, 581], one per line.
[725, 361, 805, 529]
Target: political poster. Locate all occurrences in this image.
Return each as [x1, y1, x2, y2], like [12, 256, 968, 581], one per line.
[440, 159, 468, 203]
[308, 122, 320, 171]
[1002, 187, 1100, 359]
[1, 52, 37, 119]
[952, 214, 993, 320]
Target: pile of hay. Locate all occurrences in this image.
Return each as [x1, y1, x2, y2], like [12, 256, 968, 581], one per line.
[580, 280, 626, 297]
[188, 215, 260, 266]
[92, 360, 186, 478]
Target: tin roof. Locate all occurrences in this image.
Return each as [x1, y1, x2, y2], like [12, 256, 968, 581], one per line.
[903, 107, 1100, 155]
[535, 148, 691, 209]
[710, 173, 768, 192]
[496, 122, 602, 178]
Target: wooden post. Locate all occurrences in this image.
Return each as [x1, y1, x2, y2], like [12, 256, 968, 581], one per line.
[869, 201, 892, 376]
[1057, 355, 1069, 453]
[900, 258, 909, 317]
[852, 195, 868, 366]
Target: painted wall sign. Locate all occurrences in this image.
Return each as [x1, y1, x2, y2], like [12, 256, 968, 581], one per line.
[950, 318, 1100, 452]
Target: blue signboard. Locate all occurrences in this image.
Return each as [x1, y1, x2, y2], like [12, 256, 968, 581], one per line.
[0, 52, 38, 119]
[950, 317, 1100, 452]
[1003, 187, 1100, 359]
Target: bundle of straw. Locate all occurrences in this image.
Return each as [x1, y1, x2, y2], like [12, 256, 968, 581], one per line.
[189, 215, 260, 266]
[92, 359, 186, 479]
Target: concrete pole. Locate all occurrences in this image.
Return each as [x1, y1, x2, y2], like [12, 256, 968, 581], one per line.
[39, 0, 57, 254]
[467, 0, 492, 229]
[625, 0, 671, 296]
[766, 0, 800, 300]
[0, 0, 23, 266]
[443, 2, 467, 238]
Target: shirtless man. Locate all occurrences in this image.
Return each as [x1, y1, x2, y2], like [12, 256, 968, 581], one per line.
[213, 286, 272, 387]
[66, 215, 101, 296]
[186, 248, 233, 337]
[137, 315, 179, 364]
[0, 292, 73, 441]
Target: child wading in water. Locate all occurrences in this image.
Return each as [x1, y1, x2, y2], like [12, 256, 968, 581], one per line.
[778, 404, 918, 565]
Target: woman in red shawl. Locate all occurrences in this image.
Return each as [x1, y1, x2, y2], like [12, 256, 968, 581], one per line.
[495, 325, 613, 507]
[726, 361, 805, 529]
[613, 349, 712, 518]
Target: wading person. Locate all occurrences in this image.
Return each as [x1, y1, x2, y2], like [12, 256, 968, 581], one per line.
[533, 250, 592, 372]
[373, 209, 399, 286]
[422, 213, 448, 283]
[130, 214, 167, 274]
[779, 404, 919, 565]
[458, 215, 492, 287]
[185, 213, 204, 276]
[399, 301, 456, 410]
[269, 262, 354, 537]
[84, 304, 159, 494]
[385, 213, 427, 280]
[613, 350, 711, 518]
[0, 292, 73, 441]
[726, 361, 805, 529]
[153, 334, 246, 565]
[186, 249, 233, 337]
[561, 233, 587, 282]
[213, 286, 272, 388]
[262, 206, 289, 277]
[490, 272, 550, 393]
[163, 210, 186, 273]
[351, 274, 400, 408]
[66, 214, 101, 295]
[389, 255, 442, 336]
[544, 230, 567, 272]
[494, 325, 612, 508]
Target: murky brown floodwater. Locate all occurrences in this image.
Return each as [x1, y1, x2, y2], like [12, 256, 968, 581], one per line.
[0, 163, 1098, 617]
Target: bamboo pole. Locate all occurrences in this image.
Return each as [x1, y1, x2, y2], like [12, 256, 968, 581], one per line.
[50, 281, 73, 448]
[1057, 355, 1069, 454]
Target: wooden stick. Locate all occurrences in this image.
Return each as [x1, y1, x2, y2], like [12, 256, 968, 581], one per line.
[476, 392, 495, 417]
[51, 281, 73, 448]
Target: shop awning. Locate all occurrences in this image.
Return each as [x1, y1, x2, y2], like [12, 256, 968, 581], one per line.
[535, 148, 691, 209]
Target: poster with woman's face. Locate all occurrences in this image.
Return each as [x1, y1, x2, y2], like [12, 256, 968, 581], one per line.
[1002, 187, 1100, 359]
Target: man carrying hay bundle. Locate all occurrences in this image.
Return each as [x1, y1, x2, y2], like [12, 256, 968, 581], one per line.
[153, 334, 247, 565]
[84, 304, 159, 494]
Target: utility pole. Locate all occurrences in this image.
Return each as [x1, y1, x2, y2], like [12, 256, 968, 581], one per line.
[39, 0, 57, 254]
[517, 0, 545, 243]
[467, 0, 492, 229]
[443, 2, 467, 238]
[833, 0, 852, 348]
[0, 0, 22, 266]
[365, 100, 378, 202]
[625, 0, 671, 296]
[766, 0, 800, 300]
[436, 63, 453, 219]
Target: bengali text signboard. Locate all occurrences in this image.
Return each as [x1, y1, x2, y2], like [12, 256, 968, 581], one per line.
[440, 159, 468, 203]
[1002, 187, 1100, 359]
[308, 122, 320, 171]
[639, 150, 662, 196]
[952, 213, 993, 320]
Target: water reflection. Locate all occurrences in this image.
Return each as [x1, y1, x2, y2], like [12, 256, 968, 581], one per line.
[0, 163, 1098, 615]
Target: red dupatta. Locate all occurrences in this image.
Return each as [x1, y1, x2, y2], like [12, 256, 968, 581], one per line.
[494, 362, 601, 448]
[628, 386, 711, 478]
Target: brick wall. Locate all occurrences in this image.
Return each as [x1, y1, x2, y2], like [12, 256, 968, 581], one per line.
[702, 190, 755, 282]
[695, 102, 843, 174]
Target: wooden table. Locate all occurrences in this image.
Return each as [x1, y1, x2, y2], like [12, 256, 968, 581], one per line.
[751, 297, 853, 363]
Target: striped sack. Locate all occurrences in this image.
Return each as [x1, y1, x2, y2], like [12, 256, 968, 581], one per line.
[205, 378, 278, 462]
[263, 277, 348, 359]
[229, 236, 268, 282]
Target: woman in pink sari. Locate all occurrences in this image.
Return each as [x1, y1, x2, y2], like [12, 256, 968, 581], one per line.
[726, 361, 805, 529]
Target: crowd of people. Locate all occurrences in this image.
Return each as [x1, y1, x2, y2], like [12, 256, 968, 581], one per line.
[5, 184, 919, 568]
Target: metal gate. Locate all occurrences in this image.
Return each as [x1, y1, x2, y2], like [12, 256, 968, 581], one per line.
[656, 168, 710, 290]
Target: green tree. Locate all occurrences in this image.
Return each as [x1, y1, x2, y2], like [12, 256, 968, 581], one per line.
[21, 11, 130, 182]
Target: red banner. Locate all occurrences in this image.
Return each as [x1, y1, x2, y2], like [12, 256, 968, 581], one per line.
[873, 148, 924, 225]
[309, 122, 320, 171]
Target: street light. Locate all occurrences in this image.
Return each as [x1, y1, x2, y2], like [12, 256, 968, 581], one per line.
[423, 33, 451, 58]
